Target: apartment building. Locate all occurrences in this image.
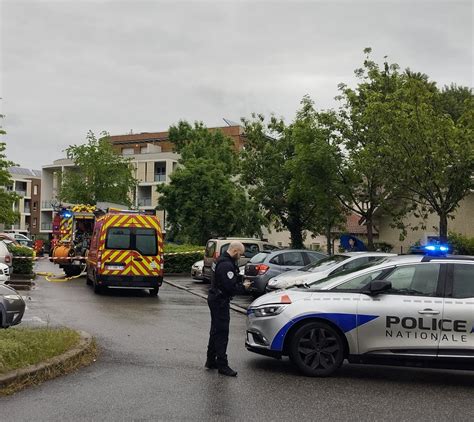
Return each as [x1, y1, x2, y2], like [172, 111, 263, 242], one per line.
[40, 124, 246, 235]
[1, 167, 42, 236]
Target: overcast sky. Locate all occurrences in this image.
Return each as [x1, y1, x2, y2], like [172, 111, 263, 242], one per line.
[1, 0, 472, 169]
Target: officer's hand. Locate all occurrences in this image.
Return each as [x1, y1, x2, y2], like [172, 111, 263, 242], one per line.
[243, 280, 251, 290]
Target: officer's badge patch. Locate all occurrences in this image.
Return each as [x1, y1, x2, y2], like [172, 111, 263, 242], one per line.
[227, 271, 234, 279]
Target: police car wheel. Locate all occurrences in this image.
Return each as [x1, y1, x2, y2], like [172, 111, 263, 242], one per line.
[289, 322, 344, 377]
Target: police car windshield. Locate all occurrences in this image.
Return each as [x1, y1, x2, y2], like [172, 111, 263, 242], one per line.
[301, 259, 387, 290]
[298, 255, 349, 272]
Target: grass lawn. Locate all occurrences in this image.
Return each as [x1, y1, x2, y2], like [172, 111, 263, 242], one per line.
[0, 328, 81, 375]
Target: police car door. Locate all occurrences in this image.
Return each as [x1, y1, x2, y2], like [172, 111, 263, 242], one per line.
[356, 263, 445, 357]
[440, 263, 474, 358]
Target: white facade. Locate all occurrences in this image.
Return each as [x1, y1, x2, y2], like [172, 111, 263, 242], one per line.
[40, 152, 179, 234]
[1, 168, 41, 235]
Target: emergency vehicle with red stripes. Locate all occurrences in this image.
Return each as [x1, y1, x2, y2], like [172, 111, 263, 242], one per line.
[50, 205, 164, 295]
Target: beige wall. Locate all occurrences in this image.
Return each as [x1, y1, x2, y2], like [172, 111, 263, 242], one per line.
[136, 162, 146, 182]
[376, 193, 474, 253]
[146, 161, 154, 183]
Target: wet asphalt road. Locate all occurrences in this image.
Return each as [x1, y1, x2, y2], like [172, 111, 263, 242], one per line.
[2, 261, 474, 421]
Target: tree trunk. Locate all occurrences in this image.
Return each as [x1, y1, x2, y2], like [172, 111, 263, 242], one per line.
[366, 217, 375, 251]
[439, 213, 448, 243]
[289, 224, 304, 249]
[326, 225, 332, 255]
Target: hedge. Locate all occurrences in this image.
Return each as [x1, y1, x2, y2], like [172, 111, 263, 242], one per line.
[448, 232, 474, 255]
[9, 245, 34, 275]
[163, 243, 204, 254]
[163, 252, 204, 274]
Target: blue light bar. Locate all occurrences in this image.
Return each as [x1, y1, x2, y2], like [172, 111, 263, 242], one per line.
[61, 210, 73, 218]
[423, 244, 449, 255]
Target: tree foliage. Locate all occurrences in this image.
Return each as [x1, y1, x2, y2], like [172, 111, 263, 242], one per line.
[60, 131, 137, 206]
[0, 116, 19, 226]
[382, 73, 474, 242]
[330, 49, 405, 250]
[241, 97, 346, 250]
[158, 121, 263, 245]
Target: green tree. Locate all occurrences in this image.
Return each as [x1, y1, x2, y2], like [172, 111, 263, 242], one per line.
[383, 74, 474, 242]
[59, 131, 137, 206]
[241, 97, 346, 250]
[0, 116, 19, 226]
[287, 97, 346, 254]
[334, 49, 405, 250]
[158, 121, 263, 244]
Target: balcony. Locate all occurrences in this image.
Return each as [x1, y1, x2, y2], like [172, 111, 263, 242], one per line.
[15, 189, 27, 197]
[154, 174, 166, 182]
[41, 200, 55, 209]
[24, 207, 31, 214]
[138, 198, 152, 207]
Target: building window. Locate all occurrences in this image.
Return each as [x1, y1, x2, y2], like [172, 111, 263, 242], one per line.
[122, 147, 134, 155]
[33, 218, 37, 228]
[154, 162, 166, 182]
[33, 185, 38, 195]
[33, 201, 38, 211]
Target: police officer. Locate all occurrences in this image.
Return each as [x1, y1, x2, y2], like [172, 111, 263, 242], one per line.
[205, 241, 250, 376]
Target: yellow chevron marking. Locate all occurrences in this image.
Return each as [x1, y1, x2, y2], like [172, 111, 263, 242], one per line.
[134, 259, 148, 275]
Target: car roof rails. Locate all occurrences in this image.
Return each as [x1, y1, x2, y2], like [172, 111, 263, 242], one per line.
[421, 255, 474, 262]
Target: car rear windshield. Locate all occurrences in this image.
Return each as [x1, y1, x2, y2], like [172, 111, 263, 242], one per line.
[106, 227, 157, 256]
[298, 255, 349, 272]
[249, 252, 269, 264]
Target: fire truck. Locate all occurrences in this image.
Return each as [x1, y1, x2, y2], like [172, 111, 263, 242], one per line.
[50, 204, 99, 277]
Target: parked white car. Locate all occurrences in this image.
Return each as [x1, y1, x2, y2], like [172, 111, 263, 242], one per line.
[191, 260, 204, 280]
[266, 252, 396, 291]
[0, 262, 11, 284]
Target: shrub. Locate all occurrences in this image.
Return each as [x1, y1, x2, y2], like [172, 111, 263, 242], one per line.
[163, 252, 204, 274]
[448, 232, 474, 255]
[9, 245, 34, 275]
[163, 243, 204, 254]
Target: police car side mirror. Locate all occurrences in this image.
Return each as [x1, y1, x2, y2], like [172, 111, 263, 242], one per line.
[363, 280, 392, 296]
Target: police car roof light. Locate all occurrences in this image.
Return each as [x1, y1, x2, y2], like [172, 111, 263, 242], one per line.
[422, 243, 449, 257]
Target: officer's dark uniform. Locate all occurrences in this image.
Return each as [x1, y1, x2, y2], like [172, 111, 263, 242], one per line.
[206, 251, 245, 373]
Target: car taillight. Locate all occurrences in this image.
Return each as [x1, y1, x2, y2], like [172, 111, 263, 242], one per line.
[213, 251, 220, 260]
[5, 255, 11, 264]
[256, 264, 269, 275]
[97, 250, 102, 270]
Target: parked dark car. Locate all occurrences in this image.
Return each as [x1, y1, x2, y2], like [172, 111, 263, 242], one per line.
[0, 284, 25, 328]
[244, 249, 326, 296]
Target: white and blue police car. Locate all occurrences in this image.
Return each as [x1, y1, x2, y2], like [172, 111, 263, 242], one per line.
[246, 248, 474, 376]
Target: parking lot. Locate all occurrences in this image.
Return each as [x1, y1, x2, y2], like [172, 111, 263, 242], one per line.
[2, 259, 474, 421]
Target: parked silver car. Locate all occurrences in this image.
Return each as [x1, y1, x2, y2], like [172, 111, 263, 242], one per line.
[245, 249, 327, 296]
[0, 284, 25, 328]
[267, 252, 396, 292]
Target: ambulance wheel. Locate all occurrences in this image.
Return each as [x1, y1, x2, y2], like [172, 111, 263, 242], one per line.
[149, 287, 159, 296]
[86, 272, 92, 286]
[289, 321, 344, 377]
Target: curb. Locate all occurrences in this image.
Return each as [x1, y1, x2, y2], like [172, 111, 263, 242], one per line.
[0, 330, 94, 389]
[163, 279, 248, 315]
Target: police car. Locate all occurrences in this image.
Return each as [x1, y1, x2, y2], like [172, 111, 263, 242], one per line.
[246, 249, 474, 376]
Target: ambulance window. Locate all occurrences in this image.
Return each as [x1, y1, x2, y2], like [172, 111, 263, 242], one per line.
[135, 228, 157, 256]
[106, 228, 131, 250]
